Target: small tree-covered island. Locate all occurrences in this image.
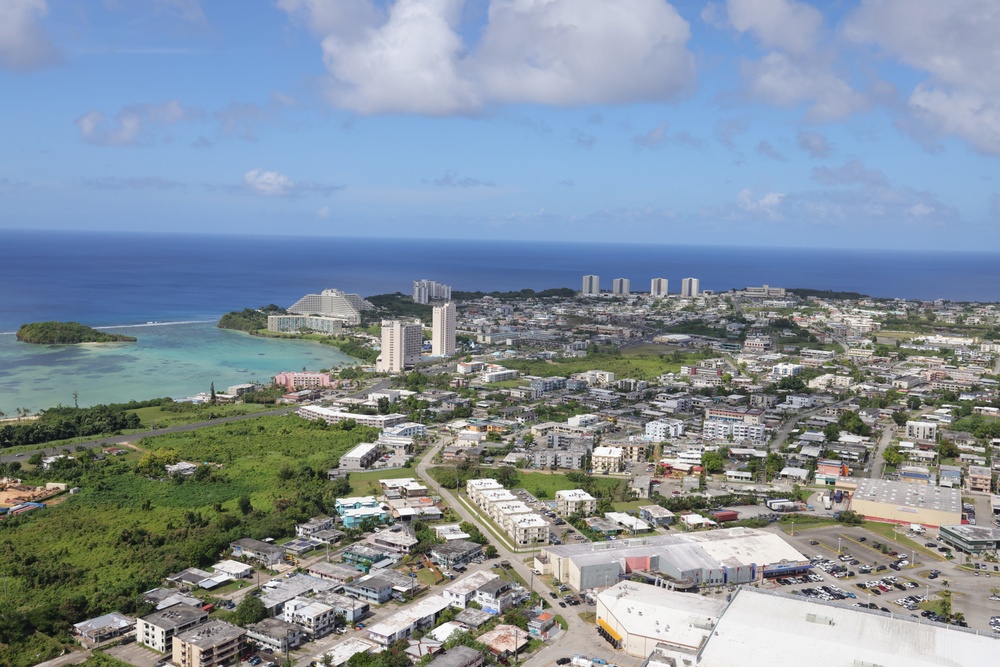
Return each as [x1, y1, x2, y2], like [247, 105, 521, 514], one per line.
[16, 321, 138, 344]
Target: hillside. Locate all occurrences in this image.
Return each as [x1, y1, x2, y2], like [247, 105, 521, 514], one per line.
[15, 321, 137, 344]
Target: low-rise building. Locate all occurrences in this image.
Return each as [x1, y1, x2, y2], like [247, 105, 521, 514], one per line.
[638, 505, 675, 527]
[425, 646, 484, 667]
[137, 605, 209, 653]
[443, 571, 501, 609]
[230, 538, 285, 567]
[344, 575, 396, 604]
[172, 620, 243, 667]
[307, 562, 360, 584]
[644, 419, 685, 442]
[477, 624, 529, 659]
[939, 525, 1000, 553]
[73, 612, 135, 648]
[245, 618, 303, 653]
[340, 442, 382, 469]
[591, 446, 624, 472]
[429, 540, 483, 569]
[555, 489, 597, 516]
[366, 595, 451, 646]
[282, 598, 337, 638]
[967, 465, 992, 493]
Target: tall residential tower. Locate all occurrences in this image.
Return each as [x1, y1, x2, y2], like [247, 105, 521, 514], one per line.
[432, 302, 456, 356]
[650, 278, 669, 297]
[582, 275, 600, 295]
[375, 320, 422, 373]
[612, 278, 630, 296]
[681, 278, 700, 297]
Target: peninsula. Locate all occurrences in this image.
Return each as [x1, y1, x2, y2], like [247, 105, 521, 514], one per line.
[15, 321, 137, 344]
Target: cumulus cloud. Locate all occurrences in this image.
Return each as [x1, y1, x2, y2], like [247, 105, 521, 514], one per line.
[241, 168, 342, 197]
[844, 0, 1000, 155]
[755, 140, 786, 161]
[737, 188, 785, 220]
[0, 0, 60, 72]
[431, 171, 496, 188]
[715, 118, 749, 150]
[632, 122, 702, 150]
[796, 130, 830, 158]
[280, 0, 696, 115]
[715, 0, 866, 121]
[74, 100, 201, 146]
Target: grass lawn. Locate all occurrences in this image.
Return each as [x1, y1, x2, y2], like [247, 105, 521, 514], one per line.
[552, 615, 568, 631]
[416, 568, 440, 586]
[577, 611, 596, 624]
[347, 467, 416, 496]
[502, 349, 707, 382]
[860, 522, 946, 561]
[516, 471, 622, 499]
[611, 499, 649, 513]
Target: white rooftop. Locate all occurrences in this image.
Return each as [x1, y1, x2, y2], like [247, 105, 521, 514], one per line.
[593, 446, 623, 457]
[854, 478, 962, 513]
[445, 571, 500, 597]
[597, 581, 725, 652]
[555, 489, 596, 501]
[698, 587, 1000, 667]
[314, 637, 377, 667]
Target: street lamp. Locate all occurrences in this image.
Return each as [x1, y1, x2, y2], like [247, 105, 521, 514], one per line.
[838, 537, 842, 555]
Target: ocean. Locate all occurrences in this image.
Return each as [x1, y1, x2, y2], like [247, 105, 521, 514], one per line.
[2, 229, 999, 411]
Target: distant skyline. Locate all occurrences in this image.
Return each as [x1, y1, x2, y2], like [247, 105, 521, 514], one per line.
[2, 0, 999, 250]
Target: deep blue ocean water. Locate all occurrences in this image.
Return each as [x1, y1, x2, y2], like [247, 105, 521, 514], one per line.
[2, 229, 999, 411]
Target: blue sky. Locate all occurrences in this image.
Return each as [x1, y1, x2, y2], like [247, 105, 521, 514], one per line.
[2, 0, 999, 250]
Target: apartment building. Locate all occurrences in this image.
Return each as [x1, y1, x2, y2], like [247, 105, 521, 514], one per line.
[465, 479, 549, 547]
[138, 606, 209, 654]
[681, 277, 700, 297]
[650, 278, 669, 297]
[612, 278, 630, 296]
[376, 320, 423, 373]
[906, 421, 938, 442]
[172, 621, 244, 667]
[432, 302, 457, 356]
[582, 275, 600, 295]
[645, 418, 685, 441]
[591, 446, 624, 472]
[555, 489, 596, 516]
[413, 280, 452, 304]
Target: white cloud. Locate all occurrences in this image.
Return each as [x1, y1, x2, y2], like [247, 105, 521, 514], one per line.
[844, 0, 1000, 155]
[74, 100, 199, 146]
[280, 0, 696, 115]
[243, 169, 295, 196]
[796, 130, 830, 158]
[0, 0, 60, 72]
[716, 0, 866, 121]
[240, 168, 343, 197]
[736, 187, 785, 220]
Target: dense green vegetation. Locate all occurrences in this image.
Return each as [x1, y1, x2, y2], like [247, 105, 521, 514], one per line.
[15, 321, 136, 344]
[0, 400, 165, 449]
[788, 288, 867, 300]
[320, 335, 379, 363]
[0, 414, 376, 665]
[363, 293, 433, 324]
[661, 319, 736, 339]
[451, 287, 576, 300]
[502, 349, 704, 382]
[217, 305, 285, 333]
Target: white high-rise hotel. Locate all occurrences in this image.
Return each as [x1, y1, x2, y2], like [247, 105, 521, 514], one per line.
[376, 320, 422, 373]
[413, 279, 451, 304]
[650, 278, 669, 297]
[432, 302, 456, 356]
[582, 275, 600, 295]
[681, 277, 700, 297]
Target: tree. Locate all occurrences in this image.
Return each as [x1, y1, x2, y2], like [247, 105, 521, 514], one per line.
[882, 445, 904, 467]
[891, 411, 908, 427]
[700, 451, 725, 474]
[210, 382, 217, 405]
[237, 494, 253, 515]
[232, 595, 267, 626]
[483, 545, 498, 558]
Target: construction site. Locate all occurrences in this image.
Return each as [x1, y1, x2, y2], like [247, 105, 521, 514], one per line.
[0, 478, 66, 507]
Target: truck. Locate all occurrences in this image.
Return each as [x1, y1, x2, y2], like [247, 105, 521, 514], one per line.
[822, 495, 833, 510]
[910, 523, 925, 534]
[765, 498, 791, 511]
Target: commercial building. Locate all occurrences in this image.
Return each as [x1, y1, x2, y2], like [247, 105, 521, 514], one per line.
[555, 489, 597, 516]
[413, 279, 451, 304]
[845, 478, 962, 527]
[612, 278, 631, 296]
[376, 320, 423, 373]
[644, 419, 685, 441]
[649, 278, 668, 297]
[137, 605, 209, 653]
[680, 277, 700, 298]
[287, 289, 372, 325]
[537, 528, 809, 591]
[582, 275, 600, 295]
[692, 587, 999, 667]
[432, 302, 457, 357]
[268, 314, 346, 334]
[172, 621, 243, 667]
[273, 371, 338, 391]
[938, 525, 1000, 553]
[595, 582, 725, 658]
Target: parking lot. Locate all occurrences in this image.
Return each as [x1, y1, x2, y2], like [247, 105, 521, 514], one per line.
[774, 522, 1000, 633]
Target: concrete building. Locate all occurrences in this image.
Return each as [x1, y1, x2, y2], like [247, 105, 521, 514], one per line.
[649, 278, 668, 297]
[313, 637, 378, 667]
[172, 620, 244, 667]
[537, 528, 809, 591]
[137, 605, 209, 654]
[298, 405, 408, 429]
[592, 446, 624, 472]
[967, 465, 992, 493]
[245, 618, 302, 653]
[680, 277, 700, 298]
[287, 289, 371, 325]
[644, 419, 685, 441]
[595, 582, 725, 658]
[230, 538, 285, 567]
[73, 613, 135, 648]
[432, 302, 457, 357]
[273, 371, 338, 391]
[267, 314, 346, 335]
[376, 320, 423, 373]
[639, 505, 675, 527]
[340, 442, 382, 469]
[692, 587, 1000, 667]
[612, 278, 631, 296]
[905, 420, 938, 442]
[425, 646, 484, 667]
[366, 595, 451, 646]
[939, 525, 1000, 553]
[555, 489, 597, 516]
[413, 279, 451, 304]
[845, 477, 962, 527]
[582, 275, 600, 295]
[429, 540, 483, 569]
[443, 571, 501, 609]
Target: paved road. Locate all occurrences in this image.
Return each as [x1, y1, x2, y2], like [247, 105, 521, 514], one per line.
[769, 399, 850, 452]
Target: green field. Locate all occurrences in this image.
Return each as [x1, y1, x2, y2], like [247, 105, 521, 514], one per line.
[128, 403, 281, 429]
[515, 471, 623, 499]
[502, 348, 707, 382]
[346, 467, 417, 496]
[0, 414, 377, 666]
